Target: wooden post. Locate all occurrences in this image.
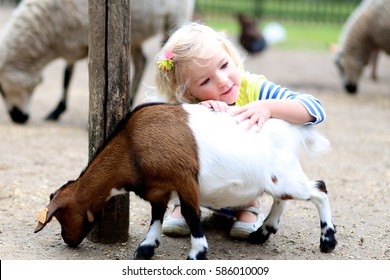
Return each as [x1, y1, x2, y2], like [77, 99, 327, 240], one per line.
[87, 0, 131, 243]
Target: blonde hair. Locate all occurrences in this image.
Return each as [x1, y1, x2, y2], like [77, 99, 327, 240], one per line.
[154, 22, 245, 103]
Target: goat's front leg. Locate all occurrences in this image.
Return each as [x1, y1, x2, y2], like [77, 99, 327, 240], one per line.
[248, 198, 287, 244]
[181, 200, 208, 260]
[134, 202, 166, 260]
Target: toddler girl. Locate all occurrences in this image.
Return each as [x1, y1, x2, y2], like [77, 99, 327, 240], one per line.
[154, 22, 325, 239]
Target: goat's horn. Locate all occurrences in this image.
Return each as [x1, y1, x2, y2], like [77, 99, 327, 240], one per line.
[34, 206, 57, 233]
[34, 221, 46, 233]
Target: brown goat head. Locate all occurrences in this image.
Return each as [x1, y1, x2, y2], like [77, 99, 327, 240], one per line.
[34, 181, 95, 248]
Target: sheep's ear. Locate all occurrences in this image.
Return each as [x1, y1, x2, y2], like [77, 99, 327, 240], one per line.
[87, 210, 94, 223]
[34, 205, 57, 233]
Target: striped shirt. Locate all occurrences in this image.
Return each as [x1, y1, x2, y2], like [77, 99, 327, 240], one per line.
[236, 72, 326, 125]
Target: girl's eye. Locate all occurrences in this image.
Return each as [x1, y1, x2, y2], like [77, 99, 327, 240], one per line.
[200, 78, 210, 86]
[221, 62, 228, 69]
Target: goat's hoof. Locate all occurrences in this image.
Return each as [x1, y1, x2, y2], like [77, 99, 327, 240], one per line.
[187, 247, 208, 260]
[320, 227, 337, 253]
[187, 252, 208, 260]
[248, 225, 275, 244]
[320, 236, 337, 253]
[320, 239, 337, 253]
[134, 245, 155, 260]
[248, 231, 269, 244]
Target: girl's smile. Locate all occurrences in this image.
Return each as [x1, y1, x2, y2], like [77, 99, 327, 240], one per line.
[221, 84, 234, 95]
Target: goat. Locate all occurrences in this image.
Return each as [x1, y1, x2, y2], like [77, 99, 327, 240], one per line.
[334, 0, 390, 94]
[0, 0, 194, 123]
[237, 13, 266, 54]
[34, 103, 337, 260]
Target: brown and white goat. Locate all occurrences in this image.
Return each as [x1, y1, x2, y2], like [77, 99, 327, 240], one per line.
[34, 103, 337, 260]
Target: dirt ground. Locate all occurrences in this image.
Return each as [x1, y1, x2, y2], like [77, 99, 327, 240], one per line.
[0, 5, 389, 260]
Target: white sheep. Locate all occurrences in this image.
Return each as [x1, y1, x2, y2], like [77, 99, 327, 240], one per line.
[0, 0, 88, 123]
[334, 0, 390, 93]
[34, 103, 337, 260]
[0, 0, 194, 123]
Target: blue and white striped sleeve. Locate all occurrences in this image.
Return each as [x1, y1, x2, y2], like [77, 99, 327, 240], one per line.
[258, 80, 326, 125]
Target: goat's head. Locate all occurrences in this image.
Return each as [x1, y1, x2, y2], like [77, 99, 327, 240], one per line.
[0, 71, 42, 123]
[34, 181, 95, 247]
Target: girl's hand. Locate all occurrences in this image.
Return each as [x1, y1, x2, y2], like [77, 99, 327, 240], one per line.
[230, 101, 271, 131]
[199, 100, 229, 112]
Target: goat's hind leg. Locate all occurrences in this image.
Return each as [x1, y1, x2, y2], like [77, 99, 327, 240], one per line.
[248, 198, 287, 244]
[134, 202, 166, 260]
[311, 180, 337, 253]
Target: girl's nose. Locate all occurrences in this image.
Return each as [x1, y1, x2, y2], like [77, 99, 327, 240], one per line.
[216, 72, 229, 87]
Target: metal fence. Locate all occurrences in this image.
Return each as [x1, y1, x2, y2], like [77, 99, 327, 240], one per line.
[196, 0, 361, 24]
[0, 0, 361, 25]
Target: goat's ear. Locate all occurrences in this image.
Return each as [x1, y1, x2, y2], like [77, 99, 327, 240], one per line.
[34, 205, 57, 233]
[87, 210, 94, 223]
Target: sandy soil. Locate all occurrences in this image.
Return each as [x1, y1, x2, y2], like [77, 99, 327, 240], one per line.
[0, 5, 389, 260]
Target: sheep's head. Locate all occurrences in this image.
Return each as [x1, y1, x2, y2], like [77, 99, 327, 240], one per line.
[0, 71, 42, 123]
[334, 50, 368, 94]
[34, 181, 95, 248]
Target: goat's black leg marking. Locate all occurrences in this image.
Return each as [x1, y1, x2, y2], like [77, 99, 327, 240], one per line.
[248, 225, 277, 244]
[319, 222, 337, 253]
[46, 63, 74, 120]
[180, 201, 208, 260]
[181, 201, 203, 238]
[248, 199, 287, 244]
[134, 202, 166, 260]
[312, 180, 337, 253]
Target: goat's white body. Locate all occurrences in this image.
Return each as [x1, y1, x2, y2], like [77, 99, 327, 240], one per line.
[183, 104, 330, 209]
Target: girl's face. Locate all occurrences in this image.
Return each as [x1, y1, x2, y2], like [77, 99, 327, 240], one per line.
[187, 44, 241, 105]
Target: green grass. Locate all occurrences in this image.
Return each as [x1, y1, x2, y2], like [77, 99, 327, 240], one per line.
[203, 17, 343, 51]
[268, 21, 342, 50]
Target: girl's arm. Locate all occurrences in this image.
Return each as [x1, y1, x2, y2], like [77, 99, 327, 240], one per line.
[231, 99, 314, 130]
[231, 80, 326, 130]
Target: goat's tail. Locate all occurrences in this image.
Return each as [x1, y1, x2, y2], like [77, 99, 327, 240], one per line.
[300, 127, 331, 158]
